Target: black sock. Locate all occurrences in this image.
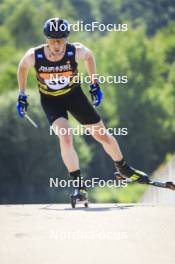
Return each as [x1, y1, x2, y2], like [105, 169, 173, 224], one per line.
[114, 158, 126, 169]
[69, 169, 81, 180]
[69, 170, 85, 189]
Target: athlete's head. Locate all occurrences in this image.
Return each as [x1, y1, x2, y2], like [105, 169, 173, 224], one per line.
[43, 18, 70, 54]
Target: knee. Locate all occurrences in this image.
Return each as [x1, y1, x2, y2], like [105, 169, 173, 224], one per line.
[93, 132, 111, 144]
[59, 134, 73, 148]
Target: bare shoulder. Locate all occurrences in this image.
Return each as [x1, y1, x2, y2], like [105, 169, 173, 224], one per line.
[72, 42, 91, 61]
[20, 44, 44, 68]
[19, 48, 35, 68]
[73, 42, 84, 48]
[73, 42, 90, 51]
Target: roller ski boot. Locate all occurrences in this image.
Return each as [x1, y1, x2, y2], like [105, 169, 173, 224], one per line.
[71, 187, 88, 208]
[114, 158, 175, 190]
[114, 158, 150, 184]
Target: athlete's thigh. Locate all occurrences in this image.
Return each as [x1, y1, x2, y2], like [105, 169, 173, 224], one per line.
[52, 117, 73, 138]
[67, 88, 101, 125]
[40, 95, 68, 125]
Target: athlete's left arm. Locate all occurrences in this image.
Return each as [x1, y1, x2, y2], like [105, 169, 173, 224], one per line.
[75, 43, 103, 107]
[75, 43, 97, 82]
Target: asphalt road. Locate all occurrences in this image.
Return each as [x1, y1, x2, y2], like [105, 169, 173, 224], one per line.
[1, 203, 175, 264]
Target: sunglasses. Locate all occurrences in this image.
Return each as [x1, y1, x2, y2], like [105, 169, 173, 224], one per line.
[47, 38, 67, 45]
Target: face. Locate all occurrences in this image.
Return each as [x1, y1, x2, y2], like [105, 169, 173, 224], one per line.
[47, 38, 67, 55]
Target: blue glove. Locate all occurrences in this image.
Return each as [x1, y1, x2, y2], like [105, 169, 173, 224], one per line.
[16, 93, 29, 117]
[89, 82, 103, 107]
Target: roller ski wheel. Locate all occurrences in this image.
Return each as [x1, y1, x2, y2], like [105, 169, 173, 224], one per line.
[84, 202, 88, 208]
[70, 188, 88, 208]
[165, 182, 175, 190]
[71, 196, 76, 208]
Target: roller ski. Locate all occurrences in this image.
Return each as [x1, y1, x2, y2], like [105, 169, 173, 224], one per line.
[114, 158, 175, 191]
[70, 187, 88, 208]
[115, 171, 175, 190]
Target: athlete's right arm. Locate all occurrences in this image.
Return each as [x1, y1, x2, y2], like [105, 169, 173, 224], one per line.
[16, 49, 35, 117]
[17, 48, 35, 94]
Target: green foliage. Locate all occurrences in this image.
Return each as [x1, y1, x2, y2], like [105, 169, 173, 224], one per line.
[89, 184, 147, 203]
[86, 25, 175, 175]
[6, 2, 41, 47]
[119, 0, 175, 35]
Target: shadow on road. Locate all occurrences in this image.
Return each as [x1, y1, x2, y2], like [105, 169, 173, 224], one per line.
[41, 204, 154, 212]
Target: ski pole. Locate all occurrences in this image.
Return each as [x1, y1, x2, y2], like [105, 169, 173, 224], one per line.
[25, 114, 38, 128]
